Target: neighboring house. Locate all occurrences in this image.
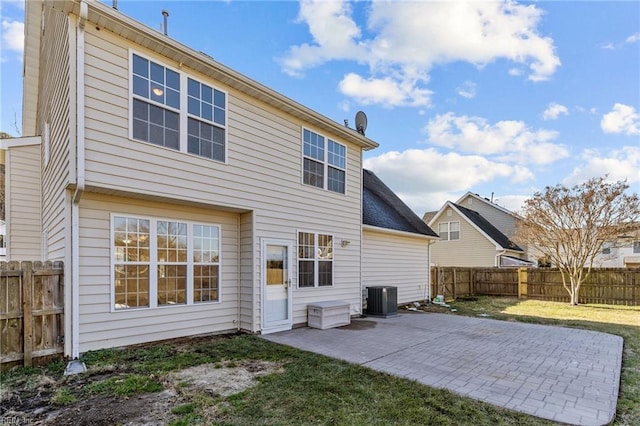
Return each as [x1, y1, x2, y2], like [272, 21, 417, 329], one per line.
[426, 192, 532, 267]
[362, 170, 439, 304]
[593, 229, 640, 268]
[4, 0, 436, 359]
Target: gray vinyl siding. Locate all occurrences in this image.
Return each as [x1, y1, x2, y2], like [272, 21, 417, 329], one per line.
[77, 27, 364, 345]
[77, 193, 241, 352]
[6, 145, 41, 260]
[362, 230, 431, 304]
[430, 209, 498, 267]
[39, 6, 72, 261]
[458, 194, 518, 238]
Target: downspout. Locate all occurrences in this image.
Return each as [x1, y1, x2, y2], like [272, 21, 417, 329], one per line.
[426, 240, 435, 301]
[495, 250, 507, 268]
[71, 0, 87, 359]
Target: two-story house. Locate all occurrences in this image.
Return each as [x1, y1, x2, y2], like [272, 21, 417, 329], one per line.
[2, 0, 436, 359]
[425, 192, 533, 267]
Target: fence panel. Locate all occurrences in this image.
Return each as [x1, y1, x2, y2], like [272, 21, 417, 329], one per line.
[474, 268, 518, 296]
[0, 261, 64, 368]
[431, 266, 640, 305]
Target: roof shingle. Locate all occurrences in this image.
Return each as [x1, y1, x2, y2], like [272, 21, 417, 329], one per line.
[363, 169, 438, 237]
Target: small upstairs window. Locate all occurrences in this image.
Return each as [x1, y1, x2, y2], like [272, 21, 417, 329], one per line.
[302, 129, 346, 194]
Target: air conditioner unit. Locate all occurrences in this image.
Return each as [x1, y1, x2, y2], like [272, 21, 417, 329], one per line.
[365, 286, 398, 318]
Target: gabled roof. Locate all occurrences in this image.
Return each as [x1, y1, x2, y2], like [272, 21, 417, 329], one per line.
[456, 191, 521, 218]
[453, 203, 523, 251]
[363, 169, 438, 237]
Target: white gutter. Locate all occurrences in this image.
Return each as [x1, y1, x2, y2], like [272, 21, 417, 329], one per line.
[362, 224, 438, 241]
[71, 0, 87, 359]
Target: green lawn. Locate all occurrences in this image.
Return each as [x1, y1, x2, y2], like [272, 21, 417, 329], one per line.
[1, 297, 637, 425]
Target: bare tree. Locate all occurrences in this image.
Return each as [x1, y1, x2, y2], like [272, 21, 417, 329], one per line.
[516, 177, 640, 305]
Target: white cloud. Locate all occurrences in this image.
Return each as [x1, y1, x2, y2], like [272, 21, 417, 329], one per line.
[601, 103, 640, 135]
[1, 19, 24, 55]
[279, 0, 367, 78]
[542, 102, 568, 120]
[456, 81, 477, 99]
[626, 33, 640, 43]
[281, 0, 559, 106]
[338, 72, 433, 107]
[563, 146, 640, 186]
[424, 112, 568, 165]
[493, 195, 530, 213]
[363, 148, 540, 214]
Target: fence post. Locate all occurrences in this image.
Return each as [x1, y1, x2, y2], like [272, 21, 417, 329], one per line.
[518, 267, 528, 299]
[22, 261, 33, 367]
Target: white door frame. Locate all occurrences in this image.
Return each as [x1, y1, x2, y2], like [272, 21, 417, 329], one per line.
[261, 238, 293, 334]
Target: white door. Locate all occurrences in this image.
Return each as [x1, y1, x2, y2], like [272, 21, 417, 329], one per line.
[262, 240, 293, 333]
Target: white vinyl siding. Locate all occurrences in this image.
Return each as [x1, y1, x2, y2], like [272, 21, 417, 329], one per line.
[362, 229, 431, 304]
[6, 145, 42, 260]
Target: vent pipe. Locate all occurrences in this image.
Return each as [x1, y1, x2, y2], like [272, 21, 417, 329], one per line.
[112, 0, 117, 9]
[162, 9, 169, 35]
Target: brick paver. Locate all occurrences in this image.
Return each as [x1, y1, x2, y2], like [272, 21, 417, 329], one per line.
[262, 312, 622, 426]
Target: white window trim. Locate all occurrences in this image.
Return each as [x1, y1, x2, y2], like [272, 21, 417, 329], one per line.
[43, 122, 50, 167]
[110, 213, 222, 312]
[301, 128, 347, 195]
[438, 221, 460, 241]
[128, 49, 229, 164]
[296, 230, 335, 289]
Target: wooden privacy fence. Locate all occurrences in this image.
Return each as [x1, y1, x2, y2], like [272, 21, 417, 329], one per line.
[431, 267, 640, 305]
[1, 261, 64, 368]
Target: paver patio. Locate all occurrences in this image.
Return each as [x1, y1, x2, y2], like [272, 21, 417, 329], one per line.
[262, 312, 622, 426]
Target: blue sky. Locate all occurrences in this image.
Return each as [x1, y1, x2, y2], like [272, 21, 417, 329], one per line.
[1, 0, 639, 215]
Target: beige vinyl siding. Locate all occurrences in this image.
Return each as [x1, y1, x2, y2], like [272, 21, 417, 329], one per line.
[81, 28, 364, 328]
[39, 6, 72, 261]
[459, 194, 518, 238]
[77, 193, 242, 352]
[362, 229, 431, 304]
[239, 211, 255, 332]
[6, 145, 42, 260]
[431, 209, 498, 267]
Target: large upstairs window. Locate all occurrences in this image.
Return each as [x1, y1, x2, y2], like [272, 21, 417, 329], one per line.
[130, 52, 227, 162]
[302, 129, 346, 194]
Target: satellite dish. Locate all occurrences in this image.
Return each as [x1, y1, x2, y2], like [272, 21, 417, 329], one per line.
[355, 111, 367, 136]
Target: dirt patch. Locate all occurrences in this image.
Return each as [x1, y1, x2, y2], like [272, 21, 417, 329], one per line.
[1, 360, 283, 425]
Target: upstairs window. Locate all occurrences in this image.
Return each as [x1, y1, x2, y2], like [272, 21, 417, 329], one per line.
[302, 129, 346, 194]
[132, 54, 180, 150]
[438, 222, 460, 241]
[187, 78, 226, 161]
[130, 52, 227, 162]
[634, 241, 640, 254]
